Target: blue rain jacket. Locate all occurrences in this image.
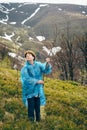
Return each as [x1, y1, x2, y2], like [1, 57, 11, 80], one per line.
[20, 60, 52, 107]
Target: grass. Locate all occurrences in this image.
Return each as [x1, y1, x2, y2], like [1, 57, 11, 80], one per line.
[0, 67, 87, 130]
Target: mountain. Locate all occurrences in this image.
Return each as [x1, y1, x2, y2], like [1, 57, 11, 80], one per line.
[0, 3, 87, 67]
[0, 3, 87, 40]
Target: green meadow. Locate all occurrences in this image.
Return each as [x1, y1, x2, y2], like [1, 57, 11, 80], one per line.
[0, 68, 87, 130]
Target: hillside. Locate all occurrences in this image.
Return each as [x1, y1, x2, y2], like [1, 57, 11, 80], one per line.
[0, 3, 87, 63]
[0, 67, 87, 130]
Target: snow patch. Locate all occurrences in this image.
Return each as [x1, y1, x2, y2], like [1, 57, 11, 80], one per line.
[21, 7, 40, 24]
[39, 4, 48, 7]
[29, 37, 33, 40]
[36, 36, 45, 41]
[21, 4, 48, 25]
[82, 11, 86, 14]
[0, 20, 7, 24]
[58, 8, 62, 11]
[1, 32, 15, 41]
[10, 22, 16, 24]
[0, 15, 9, 24]
[8, 52, 16, 58]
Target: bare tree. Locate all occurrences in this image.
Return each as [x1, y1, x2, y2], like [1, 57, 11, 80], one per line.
[77, 32, 87, 84]
[78, 33, 87, 71]
[52, 22, 81, 81]
[42, 23, 86, 82]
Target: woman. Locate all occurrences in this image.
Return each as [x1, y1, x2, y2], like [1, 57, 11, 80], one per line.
[20, 50, 52, 122]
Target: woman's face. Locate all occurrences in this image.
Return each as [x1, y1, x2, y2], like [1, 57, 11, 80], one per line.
[26, 53, 34, 61]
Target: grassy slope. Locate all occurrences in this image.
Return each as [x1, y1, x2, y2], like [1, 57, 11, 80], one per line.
[0, 68, 87, 130]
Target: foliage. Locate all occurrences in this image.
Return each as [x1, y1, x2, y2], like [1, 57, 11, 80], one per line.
[0, 68, 87, 130]
[0, 56, 11, 69]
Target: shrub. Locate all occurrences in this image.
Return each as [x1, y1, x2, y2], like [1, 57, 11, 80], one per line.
[0, 109, 5, 121]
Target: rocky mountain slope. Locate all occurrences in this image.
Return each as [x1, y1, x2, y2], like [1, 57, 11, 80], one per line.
[0, 3, 87, 67]
[0, 3, 87, 40]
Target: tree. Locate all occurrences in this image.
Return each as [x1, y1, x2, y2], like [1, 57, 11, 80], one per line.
[77, 32, 87, 84]
[78, 32, 87, 71]
[51, 22, 80, 81]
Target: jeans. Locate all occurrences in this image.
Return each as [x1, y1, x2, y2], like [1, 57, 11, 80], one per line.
[27, 97, 40, 122]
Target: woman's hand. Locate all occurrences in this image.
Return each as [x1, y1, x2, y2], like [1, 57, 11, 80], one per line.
[46, 57, 51, 63]
[37, 80, 44, 84]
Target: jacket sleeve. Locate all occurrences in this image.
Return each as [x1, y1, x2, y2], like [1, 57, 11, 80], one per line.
[39, 62, 52, 74]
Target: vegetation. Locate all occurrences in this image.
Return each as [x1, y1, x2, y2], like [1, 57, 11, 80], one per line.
[0, 67, 87, 130]
[0, 3, 87, 129]
[47, 25, 87, 85]
[0, 3, 87, 84]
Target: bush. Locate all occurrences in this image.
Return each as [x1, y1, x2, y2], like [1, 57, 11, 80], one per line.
[0, 109, 5, 121]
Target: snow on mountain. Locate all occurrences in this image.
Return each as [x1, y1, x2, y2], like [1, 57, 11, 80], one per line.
[58, 8, 62, 11]
[8, 52, 16, 57]
[39, 4, 48, 7]
[0, 3, 87, 27]
[21, 4, 48, 25]
[21, 7, 40, 25]
[8, 52, 25, 64]
[36, 36, 45, 41]
[0, 3, 15, 14]
[0, 3, 87, 46]
[0, 14, 8, 24]
[0, 32, 15, 41]
[0, 20, 7, 24]
[9, 22, 16, 24]
[29, 37, 33, 40]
